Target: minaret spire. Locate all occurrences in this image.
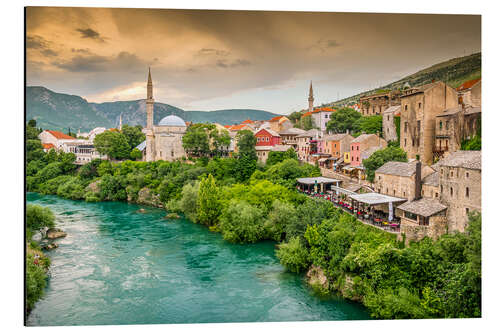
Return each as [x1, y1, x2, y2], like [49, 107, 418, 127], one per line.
[119, 113, 122, 131]
[147, 67, 153, 100]
[145, 67, 155, 161]
[308, 81, 314, 112]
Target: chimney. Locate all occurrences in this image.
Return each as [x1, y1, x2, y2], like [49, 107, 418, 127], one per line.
[414, 160, 422, 200]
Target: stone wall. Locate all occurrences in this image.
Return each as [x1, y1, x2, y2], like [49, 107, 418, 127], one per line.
[383, 110, 398, 142]
[399, 215, 447, 242]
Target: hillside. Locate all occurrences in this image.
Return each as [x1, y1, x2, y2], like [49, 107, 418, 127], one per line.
[26, 86, 278, 131]
[326, 52, 481, 108]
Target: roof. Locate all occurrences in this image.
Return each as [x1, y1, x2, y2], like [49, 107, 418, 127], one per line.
[383, 105, 401, 114]
[271, 145, 293, 152]
[297, 176, 341, 185]
[422, 171, 439, 187]
[352, 133, 378, 143]
[269, 115, 285, 122]
[361, 146, 383, 160]
[224, 125, 232, 129]
[241, 119, 254, 124]
[343, 183, 363, 193]
[438, 150, 481, 170]
[42, 143, 55, 150]
[136, 140, 146, 151]
[230, 124, 249, 131]
[457, 78, 481, 91]
[349, 192, 407, 205]
[312, 107, 335, 113]
[301, 111, 313, 118]
[397, 198, 447, 217]
[45, 130, 74, 140]
[401, 82, 440, 97]
[437, 106, 481, 117]
[158, 115, 187, 127]
[322, 133, 350, 142]
[255, 128, 280, 137]
[279, 127, 306, 135]
[376, 161, 418, 177]
[296, 129, 321, 138]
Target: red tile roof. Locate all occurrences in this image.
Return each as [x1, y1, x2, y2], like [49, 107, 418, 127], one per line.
[312, 107, 336, 113]
[269, 115, 284, 122]
[301, 111, 313, 118]
[224, 125, 232, 129]
[241, 119, 254, 124]
[46, 130, 74, 140]
[42, 143, 55, 150]
[230, 124, 247, 131]
[457, 78, 481, 91]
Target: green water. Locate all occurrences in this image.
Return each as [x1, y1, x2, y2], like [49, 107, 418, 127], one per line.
[26, 193, 370, 326]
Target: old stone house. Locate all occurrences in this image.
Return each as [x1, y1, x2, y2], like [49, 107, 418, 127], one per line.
[267, 116, 293, 133]
[382, 105, 401, 142]
[457, 78, 481, 108]
[399, 81, 458, 165]
[359, 90, 401, 116]
[437, 150, 481, 233]
[279, 127, 306, 150]
[374, 161, 434, 201]
[296, 129, 322, 161]
[397, 198, 448, 242]
[421, 171, 440, 199]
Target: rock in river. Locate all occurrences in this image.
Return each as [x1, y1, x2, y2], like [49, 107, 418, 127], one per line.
[46, 228, 67, 239]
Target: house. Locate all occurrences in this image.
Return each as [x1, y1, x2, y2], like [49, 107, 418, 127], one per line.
[350, 134, 387, 167]
[359, 90, 401, 116]
[267, 116, 293, 133]
[38, 130, 105, 164]
[383, 105, 401, 142]
[397, 198, 448, 242]
[321, 133, 354, 161]
[399, 81, 458, 165]
[38, 130, 76, 150]
[311, 107, 335, 132]
[296, 129, 322, 161]
[457, 78, 481, 108]
[437, 150, 481, 233]
[374, 160, 434, 200]
[256, 144, 293, 164]
[42, 143, 55, 152]
[421, 171, 440, 199]
[255, 128, 281, 147]
[229, 124, 254, 133]
[279, 127, 306, 149]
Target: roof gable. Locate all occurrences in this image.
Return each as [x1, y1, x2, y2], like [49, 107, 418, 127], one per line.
[45, 130, 74, 140]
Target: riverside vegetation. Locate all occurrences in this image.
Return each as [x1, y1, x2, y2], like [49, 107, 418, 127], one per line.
[26, 121, 481, 319]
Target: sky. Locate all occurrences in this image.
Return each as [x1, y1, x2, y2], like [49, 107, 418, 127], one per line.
[26, 7, 481, 114]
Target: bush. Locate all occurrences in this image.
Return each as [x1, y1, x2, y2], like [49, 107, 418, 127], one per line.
[26, 253, 48, 312]
[265, 200, 297, 242]
[26, 204, 55, 234]
[219, 200, 265, 243]
[57, 177, 85, 200]
[196, 174, 221, 226]
[177, 181, 200, 221]
[276, 237, 310, 273]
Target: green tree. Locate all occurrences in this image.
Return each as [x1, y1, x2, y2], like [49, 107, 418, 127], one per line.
[276, 237, 310, 273]
[362, 146, 408, 182]
[130, 148, 143, 161]
[182, 124, 211, 157]
[326, 107, 362, 133]
[196, 174, 221, 226]
[219, 200, 265, 243]
[300, 115, 315, 130]
[26, 139, 45, 162]
[354, 115, 383, 135]
[28, 119, 37, 128]
[288, 111, 302, 125]
[236, 130, 257, 159]
[121, 124, 145, 150]
[94, 131, 131, 160]
[26, 253, 48, 312]
[210, 127, 231, 155]
[26, 204, 55, 235]
[265, 199, 298, 241]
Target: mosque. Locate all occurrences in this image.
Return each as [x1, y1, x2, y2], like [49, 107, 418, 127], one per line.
[141, 68, 187, 162]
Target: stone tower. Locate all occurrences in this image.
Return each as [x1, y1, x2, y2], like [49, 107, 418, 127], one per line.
[308, 81, 314, 112]
[145, 68, 155, 162]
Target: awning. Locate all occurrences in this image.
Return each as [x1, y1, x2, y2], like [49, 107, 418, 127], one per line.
[348, 192, 407, 205]
[318, 158, 328, 162]
[297, 176, 341, 185]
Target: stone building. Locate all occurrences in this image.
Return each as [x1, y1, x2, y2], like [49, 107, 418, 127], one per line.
[296, 129, 322, 161]
[457, 78, 481, 108]
[397, 198, 448, 242]
[421, 171, 440, 199]
[399, 81, 458, 165]
[437, 150, 481, 232]
[143, 69, 187, 162]
[382, 105, 401, 142]
[279, 127, 306, 150]
[374, 161, 434, 201]
[266, 116, 293, 133]
[350, 134, 387, 167]
[359, 90, 401, 116]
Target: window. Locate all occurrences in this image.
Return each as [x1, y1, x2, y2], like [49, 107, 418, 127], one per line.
[440, 121, 443, 129]
[403, 191, 406, 197]
[379, 176, 381, 180]
[446, 120, 449, 130]
[466, 172, 469, 178]
[405, 105, 408, 111]
[404, 122, 408, 133]
[171, 150, 174, 157]
[450, 187, 453, 197]
[466, 208, 470, 215]
[334, 144, 337, 148]
[387, 115, 390, 120]
[404, 138, 407, 146]
[417, 120, 421, 132]
[386, 188, 388, 194]
[466, 187, 469, 198]
[435, 192, 438, 198]
[451, 171, 453, 177]
[325, 115, 328, 119]
[393, 189, 396, 196]
[418, 102, 422, 109]
[357, 157, 359, 162]
[357, 146, 359, 151]
[441, 185, 443, 192]
[404, 211, 417, 220]
[441, 168, 443, 175]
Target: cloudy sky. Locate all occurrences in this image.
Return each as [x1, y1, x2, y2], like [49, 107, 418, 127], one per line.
[26, 7, 480, 114]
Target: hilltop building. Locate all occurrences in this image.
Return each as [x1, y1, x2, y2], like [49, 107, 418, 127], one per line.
[359, 90, 401, 116]
[142, 68, 187, 162]
[399, 81, 458, 165]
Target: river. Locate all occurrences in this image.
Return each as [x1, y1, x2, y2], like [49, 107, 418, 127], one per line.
[27, 192, 370, 326]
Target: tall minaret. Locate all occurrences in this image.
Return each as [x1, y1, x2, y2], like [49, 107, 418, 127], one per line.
[118, 113, 122, 131]
[308, 81, 314, 112]
[146, 67, 154, 129]
[145, 68, 155, 162]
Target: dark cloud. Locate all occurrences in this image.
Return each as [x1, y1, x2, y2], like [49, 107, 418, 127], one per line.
[76, 28, 107, 42]
[215, 59, 251, 68]
[26, 35, 58, 57]
[197, 48, 230, 57]
[52, 51, 146, 72]
[71, 48, 92, 54]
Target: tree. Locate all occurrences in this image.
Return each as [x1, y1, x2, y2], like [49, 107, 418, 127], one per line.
[326, 107, 362, 133]
[28, 119, 37, 128]
[26, 139, 45, 163]
[288, 111, 302, 125]
[121, 124, 145, 150]
[26, 204, 55, 235]
[236, 130, 257, 159]
[219, 199, 265, 243]
[196, 174, 221, 226]
[300, 115, 315, 130]
[354, 115, 383, 136]
[267, 147, 298, 166]
[362, 146, 408, 182]
[182, 124, 211, 157]
[276, 237, 310, 273]
[130, 148, 143, 161]
[94, 131, 131, 160]
[210, 127, 231, 155]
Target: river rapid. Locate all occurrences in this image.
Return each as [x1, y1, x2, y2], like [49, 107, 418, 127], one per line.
[27, 192, 370, 326]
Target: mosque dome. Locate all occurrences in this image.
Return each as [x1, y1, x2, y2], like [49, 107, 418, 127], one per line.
[158, 115, 186, 127]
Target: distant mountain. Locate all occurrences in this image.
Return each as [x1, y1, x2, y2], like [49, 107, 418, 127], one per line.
[325, 52, 481, 108]
[26, 86, 279, 131]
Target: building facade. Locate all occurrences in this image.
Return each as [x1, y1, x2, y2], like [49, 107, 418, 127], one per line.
[311, 107, 335, 132]
[359, 90, 401, 116]
[350, 134, 387, 167]
[382, 105, 401, 142]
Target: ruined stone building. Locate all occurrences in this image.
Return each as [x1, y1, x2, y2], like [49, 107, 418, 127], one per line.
[382, 105, 401, 142]
[399, 81, 458, 165]
[359, 90, 401, 116]
[142, 68, 187, 162]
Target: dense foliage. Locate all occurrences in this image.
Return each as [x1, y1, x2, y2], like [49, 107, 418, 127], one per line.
[353, 115, 382, 136]
[94, 130, 131, 160]
[182, 123, 231, 157]
[362, 146, 408, 182]
[266, 148, 298, 166]
[326, 108, 361, 133]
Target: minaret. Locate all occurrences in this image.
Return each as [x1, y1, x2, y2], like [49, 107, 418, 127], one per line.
[145, 68, 155, 162]
[146, 67, 154, 129]
[118, 113, 122, 131]
[308, 81, 314, 112]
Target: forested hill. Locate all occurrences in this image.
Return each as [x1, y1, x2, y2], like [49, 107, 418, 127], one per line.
[327, 52, 481, 108]
[26, 86, 279, 131]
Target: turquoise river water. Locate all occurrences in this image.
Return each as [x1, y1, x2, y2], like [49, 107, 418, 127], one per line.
[27, 192, 370, 326]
